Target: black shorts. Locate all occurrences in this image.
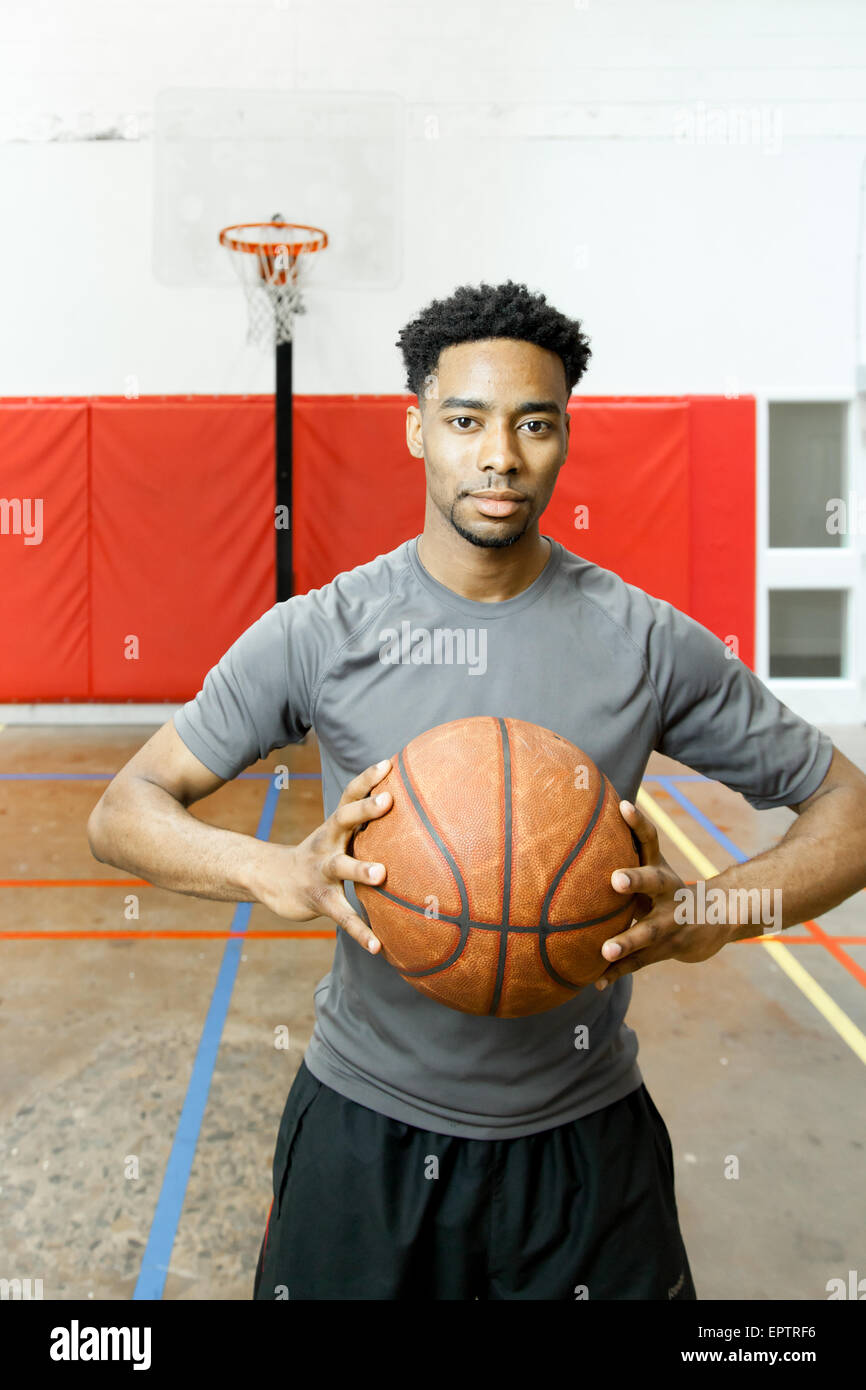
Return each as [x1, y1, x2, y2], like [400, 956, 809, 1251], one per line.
[252, 1060, 697, 1301]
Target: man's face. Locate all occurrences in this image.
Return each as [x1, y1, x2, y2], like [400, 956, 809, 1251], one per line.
[406, 338, 571, 548]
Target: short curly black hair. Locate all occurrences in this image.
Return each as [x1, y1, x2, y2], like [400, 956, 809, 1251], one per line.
[395, 279, 592, 405]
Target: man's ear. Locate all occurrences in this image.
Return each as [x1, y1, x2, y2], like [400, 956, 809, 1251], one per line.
[406, 403, 425, 458]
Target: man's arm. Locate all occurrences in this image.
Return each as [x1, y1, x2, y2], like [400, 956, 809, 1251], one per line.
[86, 720, 272, 901]
[724, 745, 866, 940]
[87, 720, 394, 952]
[594, 744, 866, 986]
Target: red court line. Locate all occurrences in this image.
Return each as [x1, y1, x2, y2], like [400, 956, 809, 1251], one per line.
[0, 929, 336, 940]
[684, 855, 863, 999]
[1, 878, 150, 886]
[796, 916, 866, 987]
[736, 919, 866, 988]
[1, 928, 865, 944]
[738, 936, 866, 946]
[681, 846, 866, 990]
[2, 882, 864, 976]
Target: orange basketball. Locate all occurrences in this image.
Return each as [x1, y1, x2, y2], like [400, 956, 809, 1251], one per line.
[351, 716, 640, 1017]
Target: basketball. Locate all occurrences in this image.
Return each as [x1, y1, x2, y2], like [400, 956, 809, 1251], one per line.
[351, 716, 641, 1017]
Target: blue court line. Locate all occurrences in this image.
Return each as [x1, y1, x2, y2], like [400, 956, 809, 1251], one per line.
[1, 772, 706, 783]
[645, 774, 748, 864]
[124, 763, 723, 1300]
[3, 754, 728, 1298]
[643, 774, 709, 782]
[0, 772, 322, 781]
[132, 774, 283, 1301]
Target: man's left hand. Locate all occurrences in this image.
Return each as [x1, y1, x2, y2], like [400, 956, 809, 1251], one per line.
[594, 799, 731, 990]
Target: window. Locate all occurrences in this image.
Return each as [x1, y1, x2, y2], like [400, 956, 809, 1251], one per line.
[768, 589, 846, 678]
[768, 402, 847, 548]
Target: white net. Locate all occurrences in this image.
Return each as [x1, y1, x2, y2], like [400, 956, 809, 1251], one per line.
[221, 221, 326, 349]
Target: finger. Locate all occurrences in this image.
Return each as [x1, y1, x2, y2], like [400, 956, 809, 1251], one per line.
[592, 934, 675, 989]
[332, 788, 393, 837]
[338, 758, 392, 807]
[610, 863, 672, 898]
[599, 914, 663, 964]
[309, 881, 382, 954]
[618, 799, 661, 864]
[324, 851, 387, 887]
[594, 945, 662, 989]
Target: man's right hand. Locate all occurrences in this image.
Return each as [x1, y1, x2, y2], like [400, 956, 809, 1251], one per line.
[253, 758, 393, 953]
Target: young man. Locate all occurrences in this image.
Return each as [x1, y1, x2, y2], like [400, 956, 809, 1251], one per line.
[88, 280, 866, 1301]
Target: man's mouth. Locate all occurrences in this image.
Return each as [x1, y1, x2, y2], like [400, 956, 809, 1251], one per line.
[467, 490, 527, 518]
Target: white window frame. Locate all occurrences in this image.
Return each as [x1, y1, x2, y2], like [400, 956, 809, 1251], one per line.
[755, 393, 865, 724]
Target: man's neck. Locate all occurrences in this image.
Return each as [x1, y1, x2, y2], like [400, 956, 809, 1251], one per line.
[416, 522, 552, 604]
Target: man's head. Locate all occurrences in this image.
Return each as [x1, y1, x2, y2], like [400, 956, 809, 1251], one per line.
[396, 280, 592, 550]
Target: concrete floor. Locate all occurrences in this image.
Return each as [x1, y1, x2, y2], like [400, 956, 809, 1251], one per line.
[0, 723, 864, 1301]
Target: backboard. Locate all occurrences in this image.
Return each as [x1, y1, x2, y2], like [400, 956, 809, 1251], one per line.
[152, 89, 403, 291]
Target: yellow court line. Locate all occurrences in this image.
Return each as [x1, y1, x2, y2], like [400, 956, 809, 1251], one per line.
[635, 784, 866, 1069]
[635, 786, 720, 882]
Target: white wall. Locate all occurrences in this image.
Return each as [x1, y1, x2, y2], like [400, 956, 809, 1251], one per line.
[1, 0, 865, 397]
[2, 0, 866, 722]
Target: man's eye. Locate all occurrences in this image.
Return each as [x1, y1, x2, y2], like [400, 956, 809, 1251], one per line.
[449, 418, 551, 431]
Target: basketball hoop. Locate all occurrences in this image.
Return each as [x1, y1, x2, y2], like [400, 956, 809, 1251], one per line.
[219, 219, 328, 348]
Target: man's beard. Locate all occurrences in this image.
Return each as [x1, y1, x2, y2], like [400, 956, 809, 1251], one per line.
[449, 500, 531, 549]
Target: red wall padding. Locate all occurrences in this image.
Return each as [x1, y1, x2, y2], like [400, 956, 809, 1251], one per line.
[687, 396, 756, 664]
[0, 394, 754, 701]
[295, 396, 693, 608]
[90, 401, 275, 700]
[532, 400, 691, 610]
[0, 402, 90, 698]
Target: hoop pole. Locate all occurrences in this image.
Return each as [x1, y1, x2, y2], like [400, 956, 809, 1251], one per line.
[276, 338, 294, 600]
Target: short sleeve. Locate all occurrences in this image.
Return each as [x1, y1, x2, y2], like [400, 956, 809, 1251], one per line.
[646, 599, 833, 810]
[172, 600, 314, 781]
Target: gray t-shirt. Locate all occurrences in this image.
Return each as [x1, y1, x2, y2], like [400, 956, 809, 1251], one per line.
[172, 534, 832, 1139]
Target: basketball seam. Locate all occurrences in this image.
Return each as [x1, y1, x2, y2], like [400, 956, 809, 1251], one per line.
[539, 779, 633, 989]
[365, 719, 637, 1010]
[393, 743, 472, 975]
[363, 886, 630, 934]
[488, 717, 513, 1017]
[538, 773, 607, 924]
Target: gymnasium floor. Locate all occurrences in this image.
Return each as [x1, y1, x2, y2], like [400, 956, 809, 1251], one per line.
[1, 721, 864, 1301]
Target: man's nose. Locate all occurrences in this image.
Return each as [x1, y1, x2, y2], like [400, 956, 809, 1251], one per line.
[475, 422, 521, 472]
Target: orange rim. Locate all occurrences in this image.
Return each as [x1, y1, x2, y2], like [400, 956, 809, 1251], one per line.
[219, 222, 328, 257]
